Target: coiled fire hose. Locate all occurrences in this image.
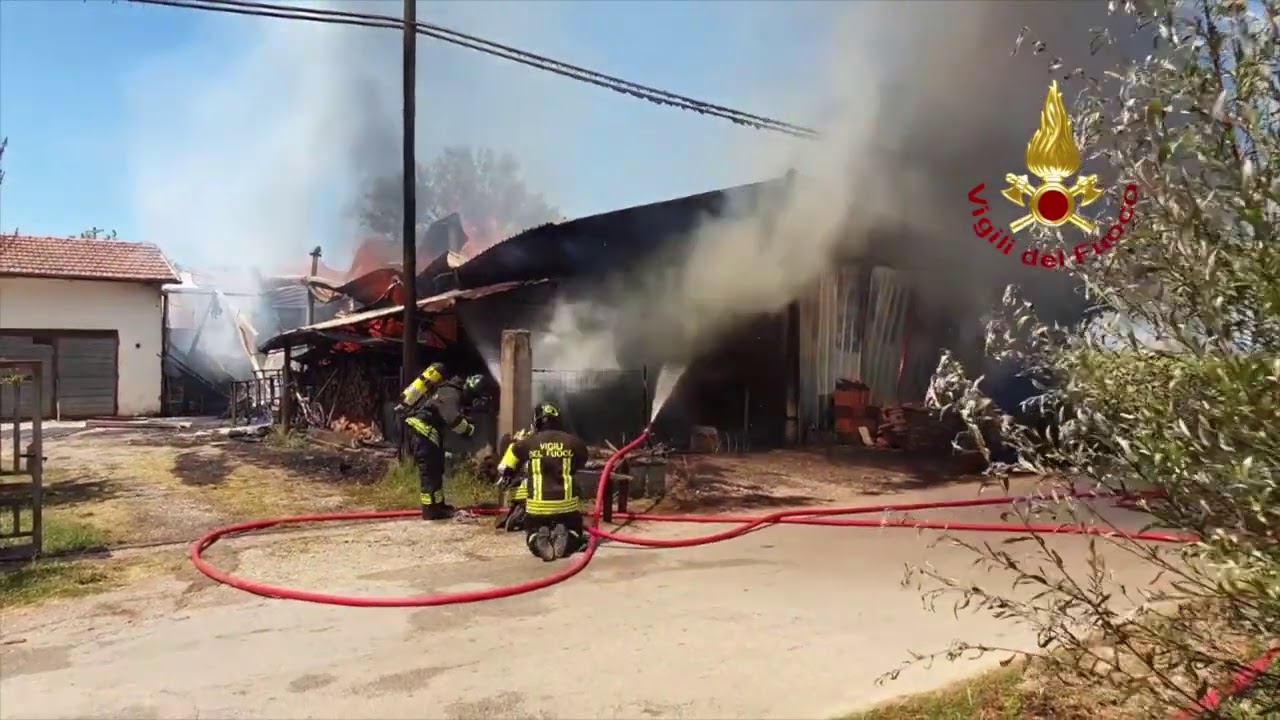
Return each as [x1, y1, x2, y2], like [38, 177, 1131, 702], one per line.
[189, 430, 1272, 716]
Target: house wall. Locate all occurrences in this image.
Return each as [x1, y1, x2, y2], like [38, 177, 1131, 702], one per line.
[0, 276, 164, 415]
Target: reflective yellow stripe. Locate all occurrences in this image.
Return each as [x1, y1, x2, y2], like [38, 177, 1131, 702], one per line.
[531, 458, 543, 507]
[452, 417, 473, 435]
[513, 482, 528, 501]
[525, 453, 576, 515]
[405, 417, 439, 445]
[527, 498, 580, 515]
[420, 492, 443, 505]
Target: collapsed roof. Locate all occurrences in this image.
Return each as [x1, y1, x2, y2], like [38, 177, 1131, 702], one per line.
[260, 176, 793, 355]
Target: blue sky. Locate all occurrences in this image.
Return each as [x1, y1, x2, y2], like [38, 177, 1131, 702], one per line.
[0, 0, 836, 270]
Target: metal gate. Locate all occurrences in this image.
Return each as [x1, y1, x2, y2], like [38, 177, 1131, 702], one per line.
[55, 334, 118, 417]
[0, 335, 54, 418]
[531, 368, 648, 445]
[0, 359, 45, 561]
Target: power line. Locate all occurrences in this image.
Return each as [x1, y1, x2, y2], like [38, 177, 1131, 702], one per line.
[127, 0, 821, 140]
[212, 0, 819, 137]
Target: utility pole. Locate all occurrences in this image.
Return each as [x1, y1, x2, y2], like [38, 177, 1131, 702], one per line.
[400, 0, 419, 391]
[306, 245, 322, 326]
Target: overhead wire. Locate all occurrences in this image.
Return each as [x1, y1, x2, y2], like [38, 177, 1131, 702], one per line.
[127, 0, 821, 140]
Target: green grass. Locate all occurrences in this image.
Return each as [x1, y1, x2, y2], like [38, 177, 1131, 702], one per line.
[0, 559, 120, 607]
[0, 509, 110, 555]
[347, 456, 497, 511]
[845, 667, 1030, 720]
[0, 511, 117, 607]
[843, 650, 1277, 720]
[266, 427, 311, 450]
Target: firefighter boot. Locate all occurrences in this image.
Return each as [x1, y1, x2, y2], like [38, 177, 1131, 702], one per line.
[503, 502, 527, 533]
[549, 523, 571, 559]
[527, 526, 555, 562]
[422, 503, 457, 521]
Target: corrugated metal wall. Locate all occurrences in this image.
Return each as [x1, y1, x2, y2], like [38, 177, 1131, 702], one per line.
[797, 264, 940, 435]
[798, 267, 864, 431]
[863, 267, 914, 405]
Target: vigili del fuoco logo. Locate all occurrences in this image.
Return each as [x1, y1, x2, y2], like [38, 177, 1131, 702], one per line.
[966, 80, 1139, 271]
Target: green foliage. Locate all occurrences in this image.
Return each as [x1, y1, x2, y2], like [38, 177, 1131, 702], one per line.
[347, 453, 495, 510]
[357, 145, 559, 242]
[906, 0, 1280, 715]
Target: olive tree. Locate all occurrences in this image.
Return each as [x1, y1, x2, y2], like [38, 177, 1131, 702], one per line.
[899, 0, 1278, 715]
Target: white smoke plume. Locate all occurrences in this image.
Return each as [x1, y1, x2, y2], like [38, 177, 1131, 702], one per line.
[118, 0, 1132, 378]
[531, 0, 1137, 374]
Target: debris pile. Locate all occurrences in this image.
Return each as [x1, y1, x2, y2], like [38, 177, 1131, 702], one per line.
[874, 404, 963, 453]
[329, 416, 383, 443]
[585, 440, 670, 469]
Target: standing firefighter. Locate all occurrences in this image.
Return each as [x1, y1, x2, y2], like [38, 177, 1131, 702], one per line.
[497, 402, 590, 561]
[398, 367, 491, 520]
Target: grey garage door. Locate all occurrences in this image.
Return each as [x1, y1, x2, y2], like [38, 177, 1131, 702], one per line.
[0, 336, 55, 419]
[55, 335, 118, 418]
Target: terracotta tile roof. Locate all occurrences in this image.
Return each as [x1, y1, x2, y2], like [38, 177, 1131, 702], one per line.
[0, 234, 179, 283]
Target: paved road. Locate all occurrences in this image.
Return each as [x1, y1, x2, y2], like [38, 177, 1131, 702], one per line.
[0, 495, 1162, 719]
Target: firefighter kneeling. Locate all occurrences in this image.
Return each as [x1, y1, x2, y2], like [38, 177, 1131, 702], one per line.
[496, 403, 590, 561]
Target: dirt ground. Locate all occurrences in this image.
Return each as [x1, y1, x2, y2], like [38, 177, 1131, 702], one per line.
[6, 426, 392, 550]
[3, 426, 1159, 719]
[7, 425, 991, 553]
[662, 446, 990, 513]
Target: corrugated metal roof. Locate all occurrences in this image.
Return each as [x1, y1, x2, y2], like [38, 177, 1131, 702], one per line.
[258, 279, 548, 352]
[440, 176, 792, 293]
[266, 284, 310, 308]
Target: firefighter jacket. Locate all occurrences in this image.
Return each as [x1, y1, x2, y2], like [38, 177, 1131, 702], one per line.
[405, 381, 476, 446]
[497, 429, 589, 516]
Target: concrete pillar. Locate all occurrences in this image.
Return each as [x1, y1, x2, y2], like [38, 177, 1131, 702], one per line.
[783, 302, 801, 446]
[498, 329, 532, 440]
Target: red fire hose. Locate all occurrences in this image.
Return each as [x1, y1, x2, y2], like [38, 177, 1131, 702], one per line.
[189, 430, 1272, 715]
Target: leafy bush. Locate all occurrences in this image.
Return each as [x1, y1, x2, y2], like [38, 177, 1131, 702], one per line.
[903, 0, 1279, 715]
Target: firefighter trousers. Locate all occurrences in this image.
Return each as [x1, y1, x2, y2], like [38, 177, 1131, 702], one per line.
[412, 436, 447, 517]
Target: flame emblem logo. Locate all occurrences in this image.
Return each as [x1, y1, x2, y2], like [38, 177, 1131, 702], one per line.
[1001, 81, 1103, 233]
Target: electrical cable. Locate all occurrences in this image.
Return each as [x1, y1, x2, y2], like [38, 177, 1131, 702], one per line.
[127, 0, 820, 139]
[203, 0, 818, 137]
[189, 429, 1272, 716]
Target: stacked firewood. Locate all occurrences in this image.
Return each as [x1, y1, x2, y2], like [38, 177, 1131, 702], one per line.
[874, 404, 963, 453]
[306, 358, 383, 428]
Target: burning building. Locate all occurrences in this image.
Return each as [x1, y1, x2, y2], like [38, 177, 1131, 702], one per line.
[259, 174, 1085, 452]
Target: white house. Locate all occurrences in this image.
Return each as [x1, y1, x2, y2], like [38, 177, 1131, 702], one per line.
[0, 234, 179, 418]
